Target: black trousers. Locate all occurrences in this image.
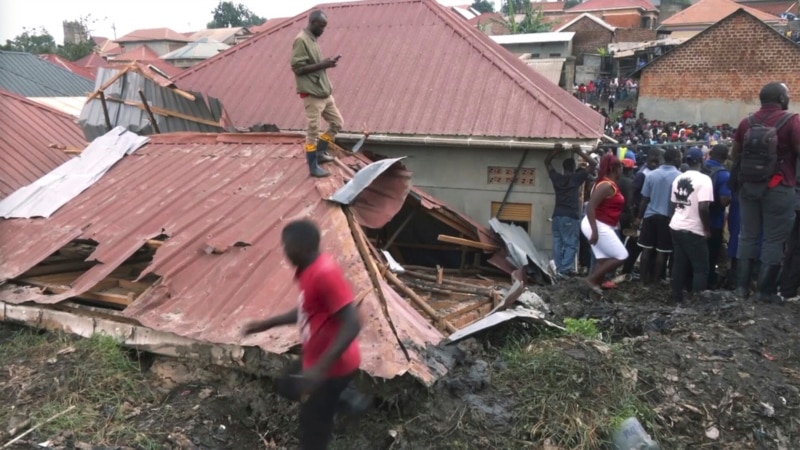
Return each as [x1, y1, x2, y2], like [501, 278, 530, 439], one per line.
[780, 212, 800, 297]
[671, 230, 709, 302]
[707, 227, 725, 288]
[278, 360, 355, 450]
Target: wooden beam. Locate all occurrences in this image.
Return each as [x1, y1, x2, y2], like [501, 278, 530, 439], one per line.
[426, 209, 476, 239]
[138, 89, 161, 134]
[382, 209, 418, 251]
[443, 300, 493, 322]
[102, 97, 221, 128]
[437, 235, 500, 251]
[384, 270, 457, 333]
[146, 239, 165, 248]
[17, 279, 133, 307]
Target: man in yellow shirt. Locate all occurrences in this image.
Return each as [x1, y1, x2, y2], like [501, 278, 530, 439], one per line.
[291, 10, 344, 178]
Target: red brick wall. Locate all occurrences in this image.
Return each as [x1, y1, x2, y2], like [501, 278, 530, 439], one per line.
[616, 28, 658, 42]
[640, 11, 800, 102]
[564, 16, 614, 59]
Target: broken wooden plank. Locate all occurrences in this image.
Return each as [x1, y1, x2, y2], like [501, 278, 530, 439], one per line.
[17, 279, 134, 307]
[437, 235, 500, 251]
[384, 270, 457, 333]
[443, 299, 494, 322]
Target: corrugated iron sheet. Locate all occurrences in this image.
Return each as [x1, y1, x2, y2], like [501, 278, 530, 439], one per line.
[0, 89, 84, 198]
[0, 132, 445, 383]
[0, 50, 94, 97]
[79, 64, 224, 141]
[175, 0, 604, 140]
[521, 58, 566, 87]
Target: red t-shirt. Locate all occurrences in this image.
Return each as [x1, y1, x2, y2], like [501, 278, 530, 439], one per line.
[733, 104, 800, 187]
[296, 253, 360, 378]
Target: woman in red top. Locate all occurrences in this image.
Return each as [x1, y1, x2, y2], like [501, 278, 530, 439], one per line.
[581, 153, 629, 295]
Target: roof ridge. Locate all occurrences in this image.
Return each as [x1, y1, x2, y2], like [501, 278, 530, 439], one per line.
[418, 0, 602, 138]
[0, 87, 80, 121]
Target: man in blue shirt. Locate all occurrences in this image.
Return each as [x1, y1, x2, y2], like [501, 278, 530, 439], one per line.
[634, 148, 682, 285]
[703, 144, 732, 288]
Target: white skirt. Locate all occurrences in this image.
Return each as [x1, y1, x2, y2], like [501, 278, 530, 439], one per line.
[581, 217, 629, 261]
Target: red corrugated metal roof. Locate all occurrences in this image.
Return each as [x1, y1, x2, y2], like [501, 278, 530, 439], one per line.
[116, 28, 193, 43]
[0, 89, 84, 199]
[113, 46, 162, 62]
[660, 0, 784, 25]
[175, 0, 603, 140]
[38, 54, 96, 81]
[0, 132, 444, 382]
[567, 0, 658, 11]
[738, 0, 797, 16]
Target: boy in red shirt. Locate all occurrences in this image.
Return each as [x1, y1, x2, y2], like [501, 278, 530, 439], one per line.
[242, 219, 362, 450]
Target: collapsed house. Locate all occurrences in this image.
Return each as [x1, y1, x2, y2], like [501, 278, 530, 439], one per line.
[0, 129, 556, 386]
[79, 62, 226, 140]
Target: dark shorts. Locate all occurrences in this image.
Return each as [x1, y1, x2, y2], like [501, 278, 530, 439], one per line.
[638, 214, 673, 253]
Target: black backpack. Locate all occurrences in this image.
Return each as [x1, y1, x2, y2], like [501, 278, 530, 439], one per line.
[738, 112, 797, 184]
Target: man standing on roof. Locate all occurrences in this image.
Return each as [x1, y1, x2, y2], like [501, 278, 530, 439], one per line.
[291, 10, 344, 178]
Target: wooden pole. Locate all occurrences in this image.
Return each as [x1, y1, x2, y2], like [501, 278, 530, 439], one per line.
[384, 270, 457, 333]
[403, 270, 493, 291]
[98, 91, 112, 131]
[138, 89, 161, 134]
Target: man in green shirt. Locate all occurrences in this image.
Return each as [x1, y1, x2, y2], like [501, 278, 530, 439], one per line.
[291, 10, 344, 178]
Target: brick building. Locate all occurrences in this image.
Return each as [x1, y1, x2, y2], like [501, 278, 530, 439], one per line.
[565, 0, 660, 28]
[635, 8, 800, 124]
[557, 13, 658, 81]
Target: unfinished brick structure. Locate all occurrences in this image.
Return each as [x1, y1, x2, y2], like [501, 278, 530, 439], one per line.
[561, 14, 658, 65]
[636, 9, 800, 124]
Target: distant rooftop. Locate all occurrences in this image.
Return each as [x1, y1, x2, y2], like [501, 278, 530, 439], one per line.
[491, 31, 576, 44]
[116, 28, 193, 43]
[0, 50, 94, 97]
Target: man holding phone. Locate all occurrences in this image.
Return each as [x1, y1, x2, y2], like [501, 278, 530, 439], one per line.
[291, 10, 344, 178]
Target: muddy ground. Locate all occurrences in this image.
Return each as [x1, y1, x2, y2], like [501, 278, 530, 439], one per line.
[1, 280, 799, 449]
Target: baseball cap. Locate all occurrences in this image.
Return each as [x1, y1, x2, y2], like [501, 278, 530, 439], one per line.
[622, 158, 636, 169]
[686, 147, 704, 163]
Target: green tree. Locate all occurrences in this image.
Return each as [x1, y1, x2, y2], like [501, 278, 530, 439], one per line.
[471, 0, 495, 13]
[504, 0, 551, 34]
[565, 0, 582, 8]
[57, 41, 95, 61]
[501, 0, 527, 14]
[0, 27, 57, 54]
[207, 1, 266, 28]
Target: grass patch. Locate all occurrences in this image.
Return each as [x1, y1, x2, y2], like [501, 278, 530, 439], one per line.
[494, 335, 659, 449]
[1, 328, 160, 446]
[563, 318, 601, 340]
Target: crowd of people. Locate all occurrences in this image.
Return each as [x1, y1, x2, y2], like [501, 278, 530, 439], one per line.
[547, 82, 800, 304]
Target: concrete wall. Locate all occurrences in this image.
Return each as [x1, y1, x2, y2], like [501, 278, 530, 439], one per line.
[368, 144, 569, 254]
[501, 41, 571, 58]
[636, 96, 763, 125]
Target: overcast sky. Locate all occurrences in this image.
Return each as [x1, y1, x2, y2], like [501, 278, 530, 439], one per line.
[0, 0, 500, 43]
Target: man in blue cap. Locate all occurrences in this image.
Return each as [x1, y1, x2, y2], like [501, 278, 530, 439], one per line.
[669, 148, 714, 302]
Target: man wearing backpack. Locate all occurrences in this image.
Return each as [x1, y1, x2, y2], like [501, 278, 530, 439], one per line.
[702, 144, 732, 289]
[731, 82, 800, 302]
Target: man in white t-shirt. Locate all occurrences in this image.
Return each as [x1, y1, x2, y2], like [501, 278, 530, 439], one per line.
[669, 147, 714, 302]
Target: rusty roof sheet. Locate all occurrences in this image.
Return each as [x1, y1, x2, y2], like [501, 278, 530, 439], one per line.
[174, 0, 604, 140]
[0, 89, 84, 198]
[0, 132, 445, 383]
